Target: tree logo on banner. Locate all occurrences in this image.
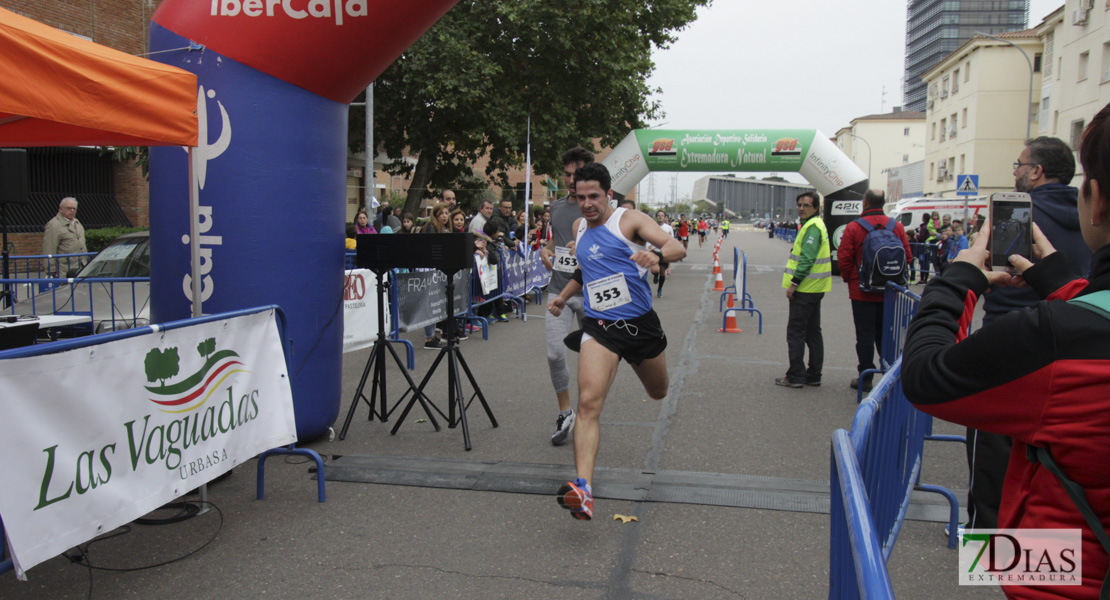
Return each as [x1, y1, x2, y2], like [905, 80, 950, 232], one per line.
[143, 338, 248, 414]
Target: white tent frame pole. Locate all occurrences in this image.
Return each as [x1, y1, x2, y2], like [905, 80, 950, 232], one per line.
[186, 145, 208, 512]
[188, 146, 202, 318]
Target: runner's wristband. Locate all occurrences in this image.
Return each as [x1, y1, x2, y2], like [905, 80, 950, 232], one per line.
[652, 249, 664, 263]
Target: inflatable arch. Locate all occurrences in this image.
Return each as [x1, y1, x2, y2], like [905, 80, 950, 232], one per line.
[598, 129, 871, 267]
[146, 0, 459, 440]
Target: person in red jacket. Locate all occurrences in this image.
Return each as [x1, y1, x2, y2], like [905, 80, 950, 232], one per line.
[836, 189, 912, 392]
[676, 214, 690, 249]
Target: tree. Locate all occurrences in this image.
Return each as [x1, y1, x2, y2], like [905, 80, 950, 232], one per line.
[144, 347, 181, 388]
[358, 0, 710, 217]
[197, 337, 216, 359]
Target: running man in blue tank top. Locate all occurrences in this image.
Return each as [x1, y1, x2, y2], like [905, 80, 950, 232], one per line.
[546, 163, 686, 520]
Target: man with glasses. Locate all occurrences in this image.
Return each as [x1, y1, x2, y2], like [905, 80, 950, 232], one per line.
[42, 196, 86, 277]
[776, 192, 830, 388]
[490, 198, 520, 251]
[959, 137, 1095, 534]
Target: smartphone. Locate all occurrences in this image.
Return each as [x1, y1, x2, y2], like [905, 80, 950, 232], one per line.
[989, 192, 1033, 273]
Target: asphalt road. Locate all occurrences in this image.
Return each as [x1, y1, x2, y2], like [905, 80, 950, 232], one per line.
[0, 227, 1002, 599]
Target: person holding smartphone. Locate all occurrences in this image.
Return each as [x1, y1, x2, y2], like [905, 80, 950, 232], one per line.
[903, 103, 1110, 599]
[961, 137, 1097, 535]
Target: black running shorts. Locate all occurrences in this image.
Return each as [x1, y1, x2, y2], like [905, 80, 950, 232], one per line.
[564, 310, 667, 366]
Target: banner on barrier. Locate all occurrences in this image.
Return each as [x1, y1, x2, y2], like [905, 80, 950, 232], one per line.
[476, 256, 498, 294]
[529, 252, 552, 291]
[343, 269, 382, 353]
[502, 249, 530, 297]
[393, 269, 471, 332]
[0, 311, 297, 577]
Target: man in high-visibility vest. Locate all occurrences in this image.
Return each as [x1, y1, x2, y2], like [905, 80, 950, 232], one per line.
[776, 192, 831, 388]
[720, 219, 730, 239]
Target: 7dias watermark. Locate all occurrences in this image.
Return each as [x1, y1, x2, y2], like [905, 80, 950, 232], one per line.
[959, 529, 1081, 587]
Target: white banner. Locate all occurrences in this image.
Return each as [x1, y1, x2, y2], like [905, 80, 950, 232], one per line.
[476, 256, 498, 295]
[343, 269, 382, 353]
[0, 310, 297, 578]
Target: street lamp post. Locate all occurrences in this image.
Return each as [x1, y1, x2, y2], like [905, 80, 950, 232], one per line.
[844, 131, 871, 182]
[977, 31, 1033, 140]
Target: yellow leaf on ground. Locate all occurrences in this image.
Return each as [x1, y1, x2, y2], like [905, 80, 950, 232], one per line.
[613, 514, 638, 524]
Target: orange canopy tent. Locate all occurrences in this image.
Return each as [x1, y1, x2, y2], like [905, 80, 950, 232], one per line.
[0, 6, 197, 147]
[0, 6, 205, 320]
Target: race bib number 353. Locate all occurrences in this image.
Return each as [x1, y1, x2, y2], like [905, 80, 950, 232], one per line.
[586, 273, 631, 312]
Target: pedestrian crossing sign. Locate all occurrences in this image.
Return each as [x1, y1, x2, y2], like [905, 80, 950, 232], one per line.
[956, 174, 979, 196]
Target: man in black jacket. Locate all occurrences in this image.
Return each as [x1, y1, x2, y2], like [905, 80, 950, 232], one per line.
[489, 199, 520, 251]
[964, 136, 1094, 532]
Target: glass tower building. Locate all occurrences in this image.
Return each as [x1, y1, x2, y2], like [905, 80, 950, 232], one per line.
[904, 0, 1030, 111]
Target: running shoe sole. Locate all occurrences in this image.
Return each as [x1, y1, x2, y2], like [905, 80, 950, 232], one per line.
[556, 480, 593, 520]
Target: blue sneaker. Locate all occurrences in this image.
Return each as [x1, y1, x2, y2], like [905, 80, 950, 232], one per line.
[556, 477, 593, 520]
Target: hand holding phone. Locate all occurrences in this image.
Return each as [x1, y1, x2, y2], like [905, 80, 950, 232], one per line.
[1008, 223, 1058, 273]
[989, 192, 1033, 274]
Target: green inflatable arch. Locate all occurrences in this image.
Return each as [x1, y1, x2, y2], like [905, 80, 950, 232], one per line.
[598, 129, 872, 269]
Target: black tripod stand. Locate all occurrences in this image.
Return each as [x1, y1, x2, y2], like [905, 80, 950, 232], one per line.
[391, 268, 497, 450]
[339, 269, 440, 439]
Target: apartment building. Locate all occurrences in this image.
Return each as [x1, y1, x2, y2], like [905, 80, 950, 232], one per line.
[921, 30, 1044, 197]
[1037, 0, 1110, 156]
[904, 0, 1030, 112]
[834, 109, 927, 194]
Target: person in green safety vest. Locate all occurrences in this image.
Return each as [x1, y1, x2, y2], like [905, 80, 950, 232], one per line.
[776, 192, 832, 388]
[721, 219, 730, 239]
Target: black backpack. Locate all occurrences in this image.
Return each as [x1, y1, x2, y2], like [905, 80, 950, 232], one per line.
[854, 217, 907, 292]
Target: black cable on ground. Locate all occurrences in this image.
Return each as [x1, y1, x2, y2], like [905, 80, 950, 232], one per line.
[62, 500, 224, 600]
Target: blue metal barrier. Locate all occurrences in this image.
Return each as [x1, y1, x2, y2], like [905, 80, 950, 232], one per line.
[774, 227, 797, 243]
[831, 428, 896, 600]
[719, 246, 739, 310]
[829, 363, 963, 599]
[1, 252, 95, 279]
[0, 276, 150, 335]
[830, 283, 967, 598]
[720, 250, 762, 334]
[907, 242, 937, 283]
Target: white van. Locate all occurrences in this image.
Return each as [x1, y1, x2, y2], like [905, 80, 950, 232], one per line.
[887, 196, 988, 233]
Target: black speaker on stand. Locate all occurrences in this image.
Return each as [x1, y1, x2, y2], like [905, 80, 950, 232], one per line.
[346, 233, 497, 450]
[338, 234, 446, 440]
[0, 149, 30, 308]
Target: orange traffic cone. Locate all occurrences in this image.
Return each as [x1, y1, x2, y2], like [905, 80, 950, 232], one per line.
[719, 293, 743, 333]
[712, 256, 721, 275]
[713, 267, 725, 291]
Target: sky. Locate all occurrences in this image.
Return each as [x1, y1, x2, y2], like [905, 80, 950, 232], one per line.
[641, 0, 1063, 207]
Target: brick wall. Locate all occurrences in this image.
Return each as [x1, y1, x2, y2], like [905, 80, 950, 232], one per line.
[0, 0, 154, 55]
[5, 233, 43, 256]
[1, 1, 157, 253]
[114, 162, 149, 228]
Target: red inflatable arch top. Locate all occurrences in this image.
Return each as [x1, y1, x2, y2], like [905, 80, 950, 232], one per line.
[153, 0, 458, 103]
